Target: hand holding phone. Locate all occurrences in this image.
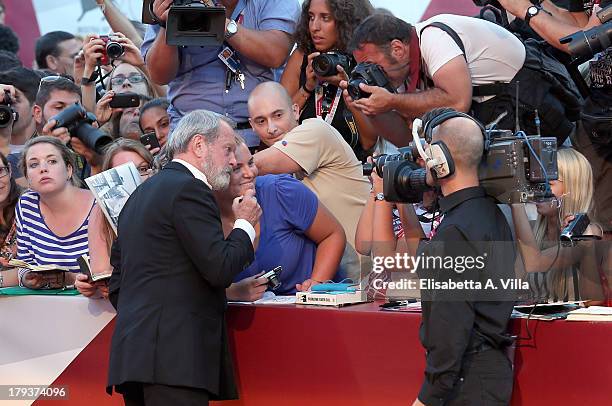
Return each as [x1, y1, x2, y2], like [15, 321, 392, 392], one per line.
[109, 92, 140, 108]
[140, 132, 161, 150]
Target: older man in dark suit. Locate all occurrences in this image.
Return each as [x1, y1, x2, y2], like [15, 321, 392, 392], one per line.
[107, 109, 261, 406]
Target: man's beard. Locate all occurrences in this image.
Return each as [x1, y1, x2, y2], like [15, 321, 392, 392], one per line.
[202, 156, 231, 191]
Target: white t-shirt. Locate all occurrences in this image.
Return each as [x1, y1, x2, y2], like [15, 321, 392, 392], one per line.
[415, 14, 526, 99]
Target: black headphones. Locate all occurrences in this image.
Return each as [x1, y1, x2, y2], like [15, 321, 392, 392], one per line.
[420, 110, 490, 180]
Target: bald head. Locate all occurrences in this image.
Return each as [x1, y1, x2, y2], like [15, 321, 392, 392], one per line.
[431, 116, 484, 170]
[248, 81, 293, 113]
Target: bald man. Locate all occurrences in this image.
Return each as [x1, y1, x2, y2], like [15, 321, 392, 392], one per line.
[248, 81, 370, 284]
[410, 108, 516, 406]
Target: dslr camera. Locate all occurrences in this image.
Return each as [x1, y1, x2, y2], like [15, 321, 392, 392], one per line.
[0, 90, 18, 128]
[143, 0, 226, 46]
[99, 35, 125, 66]
[51, 103, 113, 154]
[347, 62, 396, 100]
[560, 5, 612, 65]
[312, 52, 352, 77]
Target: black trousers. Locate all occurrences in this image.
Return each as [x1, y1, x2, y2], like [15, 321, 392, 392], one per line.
[122, 382, 210, 406]
[445, 349, 513, 406]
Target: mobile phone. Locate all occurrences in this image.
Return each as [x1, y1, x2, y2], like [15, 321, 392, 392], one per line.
[109, 92, 140, 108]
[140, 132, 161, 150]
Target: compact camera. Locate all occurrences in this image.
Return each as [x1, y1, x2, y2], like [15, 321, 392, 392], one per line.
[51, 103, 113, 154]
[0, 90, 18, 128]
[258, 266, 283, 291]
[347, 62, 396, 100]
[312, 52, 352, 77]
[99, 35, 125, 65]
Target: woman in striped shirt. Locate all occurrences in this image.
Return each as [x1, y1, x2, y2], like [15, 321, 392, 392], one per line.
[16, 136, 95, 289]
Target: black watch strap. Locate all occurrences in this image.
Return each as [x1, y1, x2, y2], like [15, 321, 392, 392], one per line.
[525, 5, 541, 26]
[148, 1, 167, 28]
[82, 71, 99, 86]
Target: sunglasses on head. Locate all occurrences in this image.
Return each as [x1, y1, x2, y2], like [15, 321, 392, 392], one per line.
[37, 74, 76, 93]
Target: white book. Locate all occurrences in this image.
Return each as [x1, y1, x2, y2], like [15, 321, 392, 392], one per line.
[85, 162, 142, 235]
[566, 306, 612, 322]
[295, 290, 366, 307]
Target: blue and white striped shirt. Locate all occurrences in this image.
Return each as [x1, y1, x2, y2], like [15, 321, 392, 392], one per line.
[15, 190, 93, 275]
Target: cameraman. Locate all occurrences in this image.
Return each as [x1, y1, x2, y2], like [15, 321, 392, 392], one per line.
[343, 14, 524, 123]
[404, 108, 515, 406]
[142, 0, 300, 149]
[34, 76, 102, 177]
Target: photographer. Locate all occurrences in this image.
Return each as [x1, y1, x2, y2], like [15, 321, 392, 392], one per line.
[280, 0, 378, 161]
[344, 14, 525, 127]
[0, 83, 17, 158]
[34, 75, 104, 177]
[81, 32, 165, 114]
[142, 0, 300, 149]
[497, 0, 611, 52]
[0, 68, 41, 185]
[402, 108, 515, 406]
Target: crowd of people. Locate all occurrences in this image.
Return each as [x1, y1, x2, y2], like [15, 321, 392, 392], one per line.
[0, 0, 611, 404]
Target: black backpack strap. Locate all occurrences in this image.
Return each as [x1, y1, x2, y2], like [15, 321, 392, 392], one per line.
[419, 22, 466, 59]
[472, 82, 510, 97]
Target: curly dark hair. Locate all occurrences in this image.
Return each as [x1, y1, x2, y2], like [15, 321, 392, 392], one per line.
[294, 0, 374, 54]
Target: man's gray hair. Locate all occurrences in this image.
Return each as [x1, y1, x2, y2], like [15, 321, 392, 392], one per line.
[166, 110, 231, 157]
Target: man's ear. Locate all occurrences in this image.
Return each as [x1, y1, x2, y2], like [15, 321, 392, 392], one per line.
[33, 104, 43, 126]
[291, 103, 300, 121]
[390, 39, 408, 61]
[45, 55, 58, 71]
[191, 134, 206, 158]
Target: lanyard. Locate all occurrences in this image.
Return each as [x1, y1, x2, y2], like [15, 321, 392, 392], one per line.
[314, 86, 342, 124]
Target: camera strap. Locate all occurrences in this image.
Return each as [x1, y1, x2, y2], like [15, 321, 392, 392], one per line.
[314, 86, 342, 124]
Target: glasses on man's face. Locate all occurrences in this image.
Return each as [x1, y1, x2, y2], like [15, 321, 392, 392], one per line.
[0, 166, 10, 179]
[37, 75, 76, 94]
[136, 164, 152, 177]
[111, 73, 145, 87]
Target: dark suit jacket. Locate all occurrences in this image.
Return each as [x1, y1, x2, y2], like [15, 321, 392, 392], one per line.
[107, 161, 254, 399]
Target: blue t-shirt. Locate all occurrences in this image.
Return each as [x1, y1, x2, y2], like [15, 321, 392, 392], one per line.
[141, 0, 300, 146]
[235, 175, 320, 295]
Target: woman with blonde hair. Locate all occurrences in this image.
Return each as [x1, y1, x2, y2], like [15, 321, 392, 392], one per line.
[512, 148, 605, 302]
[75, 138, 155, 298]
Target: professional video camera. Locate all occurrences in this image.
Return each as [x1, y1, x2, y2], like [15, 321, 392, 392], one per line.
[312, 52, 352, 77]
[142, 0, 226, 46]
[347, 62, 396, 100]
[51, 104, 113, 154]
[0, 90, 18, 128]
[560, 5, 612, 65]
[382, 128, 559, 204]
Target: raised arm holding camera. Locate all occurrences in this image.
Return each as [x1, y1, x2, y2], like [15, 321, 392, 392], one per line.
[141, 0, 300, 149]
[280, 0, 379, 161]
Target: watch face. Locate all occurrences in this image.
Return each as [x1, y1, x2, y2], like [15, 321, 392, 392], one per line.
[528, 6, 539, 16]
[227, 21, 238, 34]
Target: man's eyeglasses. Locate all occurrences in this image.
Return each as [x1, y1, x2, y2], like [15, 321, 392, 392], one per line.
[37, 74, 76, 94]
[0, 166, 10, 179]
[137, 164, 152, 177]
[111, 73, 145, 87]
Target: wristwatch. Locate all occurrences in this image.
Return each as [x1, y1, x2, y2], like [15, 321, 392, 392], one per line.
[225, 20, 238, 40]
[374, 192, 385, 202]
[525, 5, 542, 26]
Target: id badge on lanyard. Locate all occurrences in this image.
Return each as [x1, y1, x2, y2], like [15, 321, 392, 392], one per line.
[314, 86, 343, 124]
[219, 5, 247, 92]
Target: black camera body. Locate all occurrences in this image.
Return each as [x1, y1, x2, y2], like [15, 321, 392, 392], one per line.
[560, 5, 612, 65]
[51, 103, 113, 154]
[0, 90, 18, 128]
[312, 52, 352, 77]
[479, 131, 558, 204]
[363, 143, 424, 178]
[381, 130, 559, 204]
[347, 62, 396, 100]
[143, 0, 226, 46]
[560, 213, 590, 246]
[99, 35, 124, 65]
